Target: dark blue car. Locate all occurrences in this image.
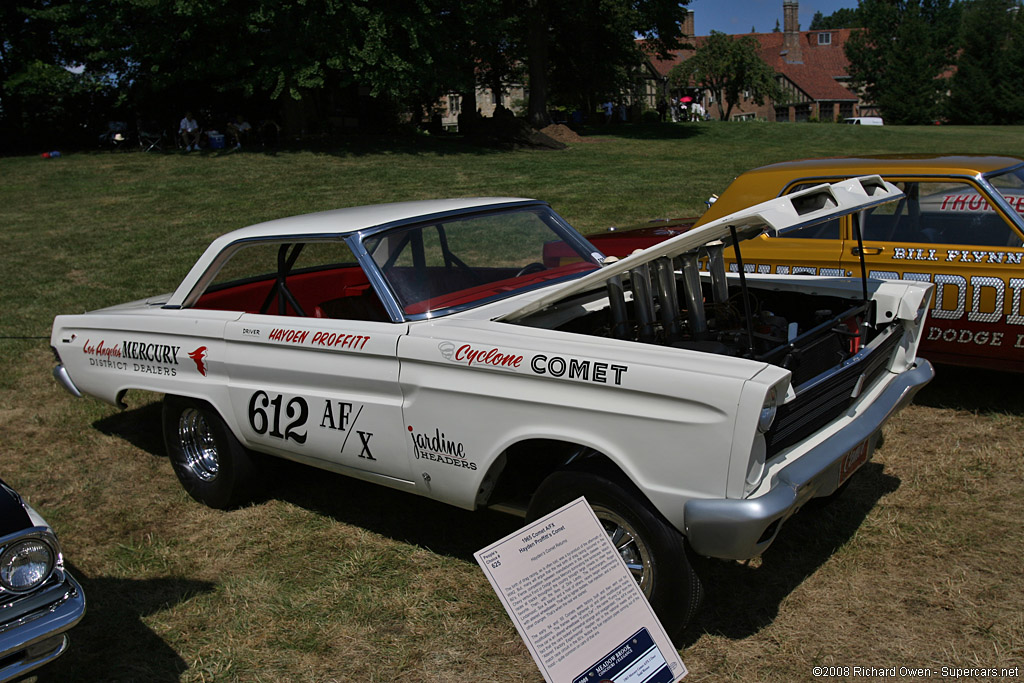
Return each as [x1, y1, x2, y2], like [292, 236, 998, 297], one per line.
[0, 478, 85, 681]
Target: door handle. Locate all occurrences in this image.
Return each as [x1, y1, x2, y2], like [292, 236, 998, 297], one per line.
[851, 247, 883, 256]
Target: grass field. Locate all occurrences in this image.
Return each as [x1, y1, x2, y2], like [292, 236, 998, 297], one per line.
[3, 122, 1024, 681]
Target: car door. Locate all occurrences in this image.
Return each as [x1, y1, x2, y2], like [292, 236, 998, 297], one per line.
[199, 238, 415, 485]
[840, 179, 1024, 369]
[733, 216, 848, 277]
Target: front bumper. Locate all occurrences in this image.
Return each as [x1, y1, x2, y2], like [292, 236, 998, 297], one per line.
[684, 359, 934, 560]
[0, 571, 86, 681]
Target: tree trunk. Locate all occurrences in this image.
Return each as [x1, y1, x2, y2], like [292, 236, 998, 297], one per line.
[525, 0, 550, 129]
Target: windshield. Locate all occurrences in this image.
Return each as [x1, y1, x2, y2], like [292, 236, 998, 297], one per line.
[362, 206, 602, 318]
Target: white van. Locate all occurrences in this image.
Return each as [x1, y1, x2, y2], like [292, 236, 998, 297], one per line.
[844, 116, 884, 125]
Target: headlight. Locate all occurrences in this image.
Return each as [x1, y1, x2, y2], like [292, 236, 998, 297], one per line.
[0, 538, 55, 592]
[757, 386, 778, 433]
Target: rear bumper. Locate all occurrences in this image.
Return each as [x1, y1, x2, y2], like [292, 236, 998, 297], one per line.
[0, 571, 86, 681]
[684, 359, 934, 560]
[52, 365, 82, 399]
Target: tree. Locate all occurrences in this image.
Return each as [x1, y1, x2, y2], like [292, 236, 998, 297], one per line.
[5, 0, 691, 145]
[72, 0, 467, 132]
[809, 7, 864, 29]
[522, 0, 691, 127]
[948, 0, 1024, 124]
[845, 0, 960, 125]
[668, 31, 782, 121]
[0, 0, 110, 150]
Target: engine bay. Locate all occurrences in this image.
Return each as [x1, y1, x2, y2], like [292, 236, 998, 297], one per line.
[513, 243, 883, 388]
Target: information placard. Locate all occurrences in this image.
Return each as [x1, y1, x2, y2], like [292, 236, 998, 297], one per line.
[475, 497, 686, 683]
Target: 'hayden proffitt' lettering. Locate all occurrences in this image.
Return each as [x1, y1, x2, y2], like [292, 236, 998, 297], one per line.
[310, 331, 370, 350]
[268, 328, 370, 349]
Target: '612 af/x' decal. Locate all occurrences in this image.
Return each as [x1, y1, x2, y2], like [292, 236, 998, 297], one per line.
[248, 391, 308, 444]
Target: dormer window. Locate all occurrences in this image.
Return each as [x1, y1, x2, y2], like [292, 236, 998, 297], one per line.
[817, 32, 832, 45]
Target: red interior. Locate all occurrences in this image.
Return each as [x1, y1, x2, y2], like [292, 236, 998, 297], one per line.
[193, 260, 597, 320]
[194, 267, 383, 319]
[402, 261, 596, 314]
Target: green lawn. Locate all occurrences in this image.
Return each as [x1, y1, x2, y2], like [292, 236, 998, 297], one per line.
[2, 122, 1023, 681]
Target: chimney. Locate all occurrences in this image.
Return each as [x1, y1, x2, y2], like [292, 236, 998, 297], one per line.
[782, 0, 802, 63]
[681, 9, 695, 40]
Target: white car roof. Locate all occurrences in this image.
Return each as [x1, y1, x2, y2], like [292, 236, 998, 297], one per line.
[219, 197, 536, 242]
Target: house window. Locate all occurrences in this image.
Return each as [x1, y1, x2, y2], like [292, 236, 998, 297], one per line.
[817, 32, 832, 45]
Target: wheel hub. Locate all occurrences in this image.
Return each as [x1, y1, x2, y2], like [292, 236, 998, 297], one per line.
[591, 504, 653, 598]
[178, 408, 220, 481]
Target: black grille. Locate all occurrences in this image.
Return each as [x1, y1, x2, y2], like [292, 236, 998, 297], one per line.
[786, 332, 847, 386]
[765, 328, 901, 457]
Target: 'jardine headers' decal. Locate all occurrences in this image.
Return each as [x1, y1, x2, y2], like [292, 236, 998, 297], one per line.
[408, 425, 476, 471]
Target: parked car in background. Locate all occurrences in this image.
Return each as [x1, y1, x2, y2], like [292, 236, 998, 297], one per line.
[843, 117, 884, 126]
[52, 182, 933, 636]
[589, 156, 1024, 371]
[0, 478, 85, 681]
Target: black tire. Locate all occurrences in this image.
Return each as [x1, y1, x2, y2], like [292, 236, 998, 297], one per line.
[526, 470, 703, 638]
[162, 395, 263, 509]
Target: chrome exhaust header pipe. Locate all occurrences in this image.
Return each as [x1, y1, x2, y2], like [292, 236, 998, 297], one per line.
[678, 251, 707, 337]
[606, 275, 630, 340]
[653, 257, 682, 340]
[629, 264, 656, 342]
[704, 241, 730, 305]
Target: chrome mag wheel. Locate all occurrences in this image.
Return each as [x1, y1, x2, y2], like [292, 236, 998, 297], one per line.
[178, 408, 220, 481]
[592, 502, 654, 598]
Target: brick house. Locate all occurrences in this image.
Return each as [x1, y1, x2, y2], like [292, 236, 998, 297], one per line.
[644, 1, 868, 122]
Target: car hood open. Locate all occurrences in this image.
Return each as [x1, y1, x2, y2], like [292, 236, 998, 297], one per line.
[502, 175, 903, 321]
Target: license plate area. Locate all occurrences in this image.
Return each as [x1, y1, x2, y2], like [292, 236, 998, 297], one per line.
[838, 438, 870, 486]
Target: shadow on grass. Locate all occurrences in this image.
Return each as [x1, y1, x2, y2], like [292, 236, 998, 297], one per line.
[180, 131, 562, 159]
[152, 122, 705, 159]
[912, 363, 1023, 415]
[578, 122, 707, 141]
[94, 398, 900, 642]
[682, 461, 900, 644]
[93, 401, 166, 457]
[35, 564, 215, 682]
[96, 402, 520, 560]
[270, 460, 523, 561]
[269, 454, 901, 646]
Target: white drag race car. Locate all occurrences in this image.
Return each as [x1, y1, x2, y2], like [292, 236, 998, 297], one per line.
[51, 177, 934, 635]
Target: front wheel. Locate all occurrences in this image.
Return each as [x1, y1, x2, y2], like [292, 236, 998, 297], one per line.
[162, 395, 264, 509]
[526, 470, 703, 638]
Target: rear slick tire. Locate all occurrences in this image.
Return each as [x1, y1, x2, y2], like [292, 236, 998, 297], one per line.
[526, 470, 703, 638]
[162, 395, 263, 510]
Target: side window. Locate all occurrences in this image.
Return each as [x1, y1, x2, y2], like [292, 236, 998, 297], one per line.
[363, 208, 599, 316]
[860, 181, 1023, 248]
[193, 240, 388, 321]
[780, 219, 840, 240]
